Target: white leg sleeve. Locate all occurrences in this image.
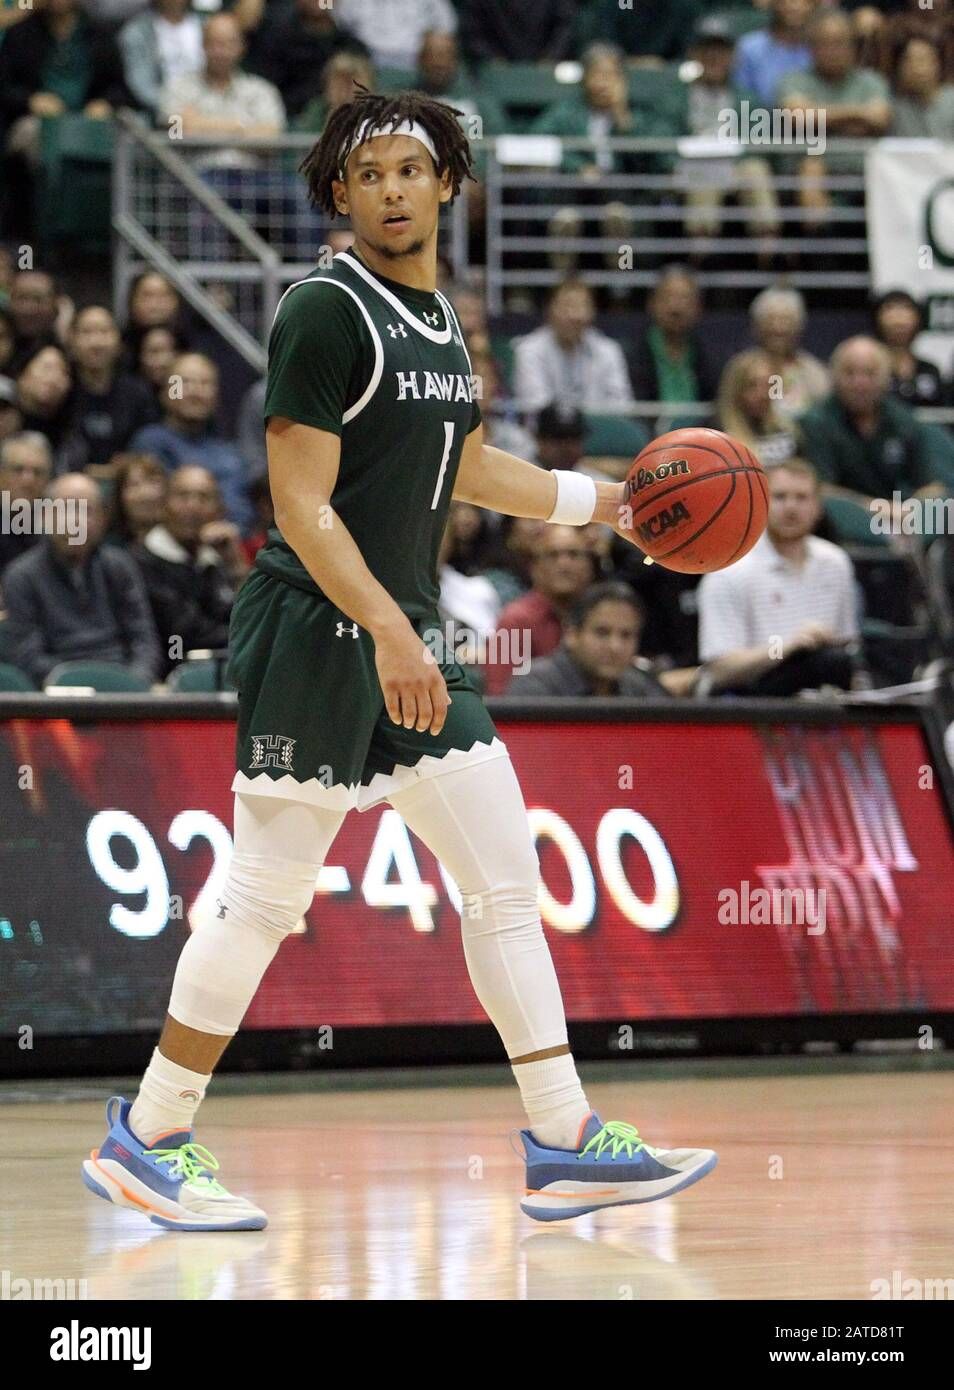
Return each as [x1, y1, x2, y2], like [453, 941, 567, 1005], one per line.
[168, 793, 347, 1036]
[387, 754, 570, 1059]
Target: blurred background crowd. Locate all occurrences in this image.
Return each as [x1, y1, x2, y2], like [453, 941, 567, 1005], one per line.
[1, 0, 953, 702]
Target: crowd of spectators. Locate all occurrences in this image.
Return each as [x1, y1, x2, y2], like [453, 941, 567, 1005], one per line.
[0, 0, 952, 700]
[1, 0, 953, 254]
[1, 250, 952, 698]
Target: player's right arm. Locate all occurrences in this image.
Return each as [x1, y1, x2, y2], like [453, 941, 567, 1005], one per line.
[266, 418, 450, 735]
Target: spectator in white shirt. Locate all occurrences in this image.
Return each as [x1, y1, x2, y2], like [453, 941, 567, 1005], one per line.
[334, 0, 456, 73]
[157, 12, 285, 169]
[157, 12, 288, 257]
[120, 0, 205, 118]
[512, 279, 635, 419]
[697, 458, 860, 695]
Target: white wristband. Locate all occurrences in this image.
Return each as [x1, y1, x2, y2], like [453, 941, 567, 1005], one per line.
[547, 470, 598, 526]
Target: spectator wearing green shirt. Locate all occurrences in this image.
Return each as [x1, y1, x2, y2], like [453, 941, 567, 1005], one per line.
[0, 0, 129, 167]
[630, 265, 721, 410]
[412, 30, 504, 236]
[797, 336, 954, 538]
[777, 10, 891, 230]
[531, 43, 680, 276]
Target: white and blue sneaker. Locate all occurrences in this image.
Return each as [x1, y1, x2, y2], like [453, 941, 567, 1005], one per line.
[518, 1112, 717, 1222]
[81, 1096, 267, 1231]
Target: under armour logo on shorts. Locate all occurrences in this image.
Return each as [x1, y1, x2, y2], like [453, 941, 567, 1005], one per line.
[387, 322, 407, 338]
[423, 310, 440, 326]
[336, 621, 359, 638]
[215, 899, 227, 919]
[250, 733, 296, 770]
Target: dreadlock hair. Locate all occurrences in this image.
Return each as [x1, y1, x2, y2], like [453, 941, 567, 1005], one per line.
[299, 88, 476, 216]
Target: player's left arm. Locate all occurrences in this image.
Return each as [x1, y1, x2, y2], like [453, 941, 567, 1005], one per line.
[453, 421, 637, 542]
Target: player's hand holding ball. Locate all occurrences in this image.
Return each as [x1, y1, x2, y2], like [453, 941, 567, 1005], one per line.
[614, 427, 768, 573]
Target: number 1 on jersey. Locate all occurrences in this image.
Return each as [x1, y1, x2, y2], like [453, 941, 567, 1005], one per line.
[430, 421, 455, 510]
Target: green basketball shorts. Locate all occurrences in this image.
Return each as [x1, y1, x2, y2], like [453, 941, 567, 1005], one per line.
[227, 569, 506, 811]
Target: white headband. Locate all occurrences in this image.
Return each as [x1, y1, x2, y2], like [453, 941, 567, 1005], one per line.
[339, 119, 439, 177]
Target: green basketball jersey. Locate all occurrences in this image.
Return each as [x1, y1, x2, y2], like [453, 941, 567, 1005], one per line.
[257, 250, 481, 619]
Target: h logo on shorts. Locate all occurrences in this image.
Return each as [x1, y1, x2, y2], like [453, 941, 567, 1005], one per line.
[250, 734, 296, 770]
[336, 621, 359, 638]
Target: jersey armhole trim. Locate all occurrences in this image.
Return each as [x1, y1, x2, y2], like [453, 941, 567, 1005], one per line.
[272, 276, 384, 426]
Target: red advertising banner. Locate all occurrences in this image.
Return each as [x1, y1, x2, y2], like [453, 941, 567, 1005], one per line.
[1, 713, 952, 1036]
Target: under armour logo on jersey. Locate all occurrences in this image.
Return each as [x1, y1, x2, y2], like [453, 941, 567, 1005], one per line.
[215, 899, 227, 919]
[336, 621, 359, 638]
[387, 322, 407, 338]
[250, 733, 296, 770]
[423, 310, 441, 326]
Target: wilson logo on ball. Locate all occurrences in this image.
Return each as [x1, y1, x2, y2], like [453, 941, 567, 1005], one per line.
[630, 458, 691, 494]
[625, 427, 768, 573]
[637, 500, 691, 544]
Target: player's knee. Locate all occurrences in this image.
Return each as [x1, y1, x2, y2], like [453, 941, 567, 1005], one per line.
[217, 852, 318, 942]
[460, 881, 540, 935]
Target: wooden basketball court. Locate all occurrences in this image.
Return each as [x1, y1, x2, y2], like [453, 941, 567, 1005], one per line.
[2, 1059, 951, 1300]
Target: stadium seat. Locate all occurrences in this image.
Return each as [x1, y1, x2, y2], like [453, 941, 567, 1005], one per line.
[374, 67, 418, 95]
[627, 67, 689, 128]
[478, 63, 567, 132]
[0, 663, 35, 692]
[920, 424, 954, 539]
[845, 547, 924, 631]
[167, 658, 235, 693]
[584, 413, 650, 460]
[664, 409, 717, 432]
[925, 537, 954, 656]
[708, 7, 771, 40]
[43, 661, 152, 693]
[37, 116, 114, 254]
[490, 334, 514, 391]
[862, 619, 934, 686]
[823, 494, 888, 547]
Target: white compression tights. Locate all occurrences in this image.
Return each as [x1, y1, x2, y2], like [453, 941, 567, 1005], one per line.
[168, 755, 571, 1058]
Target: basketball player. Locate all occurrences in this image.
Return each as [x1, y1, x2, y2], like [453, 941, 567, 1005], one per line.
[82, 92, 716, 1229]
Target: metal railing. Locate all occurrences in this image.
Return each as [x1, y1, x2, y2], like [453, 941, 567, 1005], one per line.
[112, 112, 470, 368]
[483, 134, 876, 313]
[112, 123, 921, 372]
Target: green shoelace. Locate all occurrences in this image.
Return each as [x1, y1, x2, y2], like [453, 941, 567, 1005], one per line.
[143, 1142, 228, 1193]
[578, 1120, 658, 1160]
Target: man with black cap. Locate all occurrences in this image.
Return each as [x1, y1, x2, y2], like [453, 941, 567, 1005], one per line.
[535, 404, 618, 485]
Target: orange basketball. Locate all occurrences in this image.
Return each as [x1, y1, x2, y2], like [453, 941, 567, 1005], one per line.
[624, 427, 768, 574]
